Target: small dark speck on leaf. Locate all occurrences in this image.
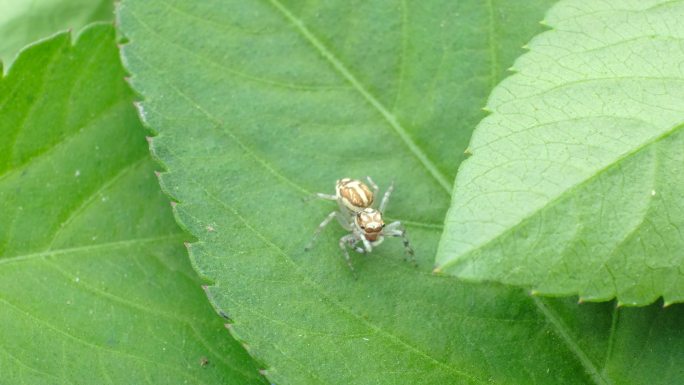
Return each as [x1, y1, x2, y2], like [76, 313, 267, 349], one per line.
[199, 356, 209, 367]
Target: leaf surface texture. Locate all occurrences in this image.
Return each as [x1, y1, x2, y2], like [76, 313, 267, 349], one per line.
[0, 0, 113, 66]
[0, 24, 265, 384]
[436, 0, 684, 306]
[118, 1, 684, 384]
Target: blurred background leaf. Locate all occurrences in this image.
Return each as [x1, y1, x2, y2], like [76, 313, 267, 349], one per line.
[0, 0, 113, 68]
[0, 23, 266, 385]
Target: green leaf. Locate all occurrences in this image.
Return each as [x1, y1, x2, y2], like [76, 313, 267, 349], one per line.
[119, 0, 684, 384]
[0, 24, 265, 384]
[435, 0, 684, 306]
[0, 0, 113, 67]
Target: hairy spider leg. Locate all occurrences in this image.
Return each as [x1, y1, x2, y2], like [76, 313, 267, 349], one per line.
[365, 176, 379, 197]
[379, 181, 395, 213]
[353, 236, 385, 254]
[384, 221, 416, 265]
[352, 225, 373, 253]
[339, 234, 358, 277]
[305, 211, 351, 251]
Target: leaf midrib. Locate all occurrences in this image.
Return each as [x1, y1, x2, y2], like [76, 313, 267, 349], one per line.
[45, 156, 149, 250]
[266, 0, 453, 194]
[438, 120, 684, 272]
[0, 99, 129, 183]
[0, 234, 183, 265]
[532, 297, 612, 385]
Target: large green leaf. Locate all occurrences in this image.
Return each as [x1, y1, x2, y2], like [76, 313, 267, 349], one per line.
[0, 0, 113, 67]
[119, 0, 684, 384]
[435, 0, 684, 306]
[0, 24, 265, 384]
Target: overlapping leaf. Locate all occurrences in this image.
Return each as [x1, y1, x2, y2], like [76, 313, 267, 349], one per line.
[119, 0, 684, 384]
[435, 0, 684, 306]
[0, 0, 113, 66]
[0, 24, 265, 384]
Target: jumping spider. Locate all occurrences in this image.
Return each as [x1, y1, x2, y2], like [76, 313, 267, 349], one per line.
[305, 177, 415, 274]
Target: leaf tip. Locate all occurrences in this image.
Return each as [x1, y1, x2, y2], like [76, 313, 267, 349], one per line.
[663, 301, 674, 308]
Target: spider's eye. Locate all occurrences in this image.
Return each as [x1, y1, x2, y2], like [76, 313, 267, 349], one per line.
[360, 226, 365, 229]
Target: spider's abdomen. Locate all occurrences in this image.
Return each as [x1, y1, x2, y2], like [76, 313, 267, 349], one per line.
[336, 178, 374, 212]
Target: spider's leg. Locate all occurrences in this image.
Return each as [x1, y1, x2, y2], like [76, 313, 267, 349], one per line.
[349, 238, 366, 254]
[353, 226, 372, 253]
[305, 211, 338, 251]
[366, 176, 379, 197]
[339, 234, 358, 277]
[384, 221, 416, 266]
[335, 210, 353, 230]
[379, 181, 395, 213]
[302, 192, 336, 203]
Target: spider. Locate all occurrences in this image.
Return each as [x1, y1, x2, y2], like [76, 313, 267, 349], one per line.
[306, 177, 392, 247]
[305, 178, 414, 274]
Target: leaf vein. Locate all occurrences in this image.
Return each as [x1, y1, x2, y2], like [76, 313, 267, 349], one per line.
[0, 234, 184, 265]
[439, 121, 684, 272]
[266, 0, 452, 194]
[532, 297, 612, 385]
[194, 182, 487, 384]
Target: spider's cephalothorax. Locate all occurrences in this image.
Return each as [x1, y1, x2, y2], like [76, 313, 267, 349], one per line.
[355, 208, 384, 242]
[305, 178, 414, 275]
